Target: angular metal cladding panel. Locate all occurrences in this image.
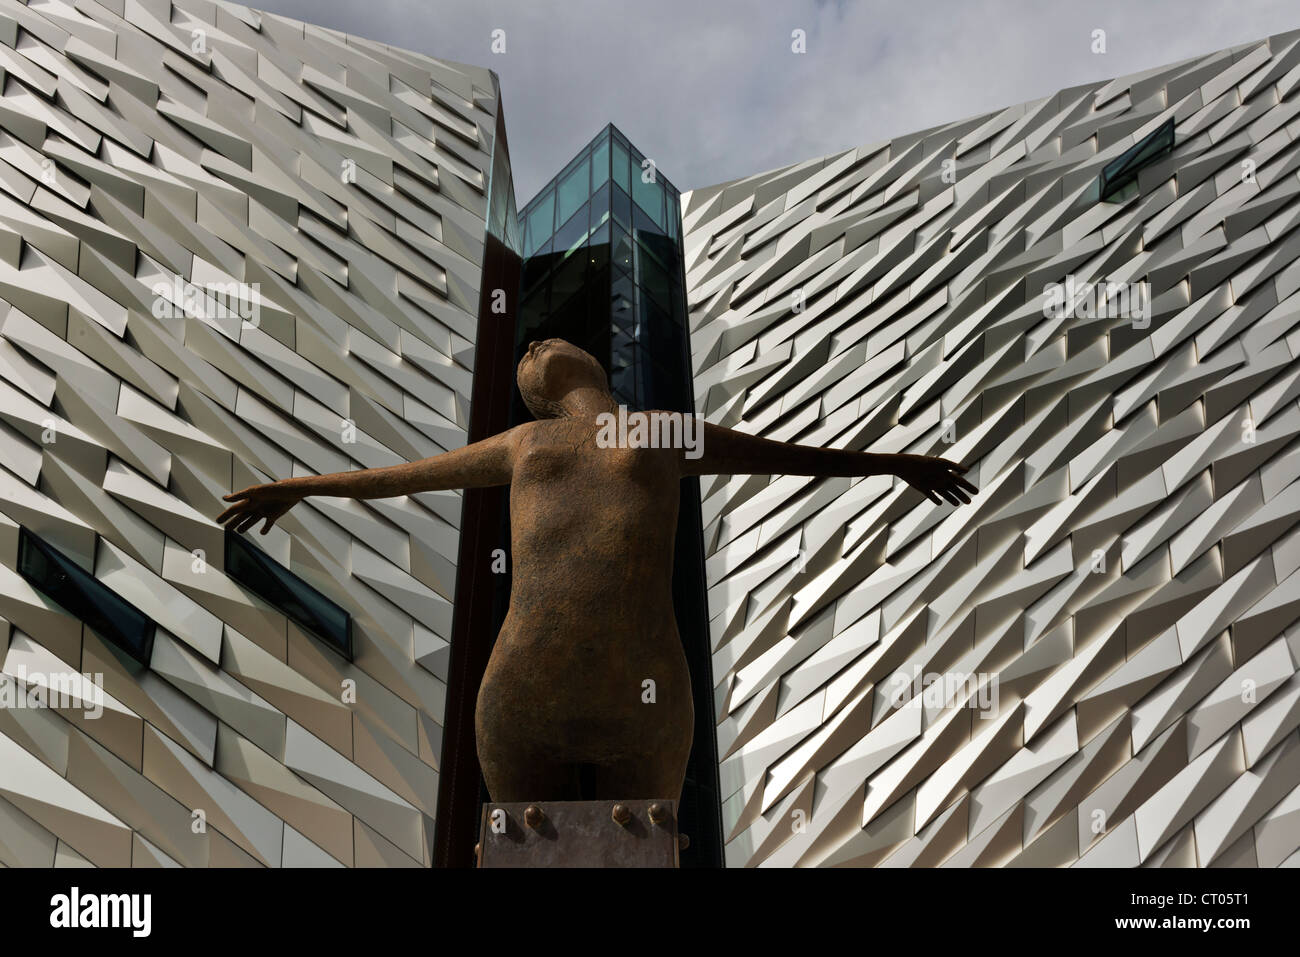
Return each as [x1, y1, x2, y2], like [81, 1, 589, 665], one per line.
[683, 28, 1300, 867]
[0, 0, 500, 866]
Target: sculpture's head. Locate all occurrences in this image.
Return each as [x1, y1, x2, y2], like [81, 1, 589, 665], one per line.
[517, 338, 612, 419]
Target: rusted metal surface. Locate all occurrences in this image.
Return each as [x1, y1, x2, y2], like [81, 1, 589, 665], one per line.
[478, 799, 680, 868]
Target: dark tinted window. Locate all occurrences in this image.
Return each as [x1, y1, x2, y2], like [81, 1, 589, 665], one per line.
[18, 527, 155, 665]
[225, 530, 353, 659]
[1100, 117, 1174, 201]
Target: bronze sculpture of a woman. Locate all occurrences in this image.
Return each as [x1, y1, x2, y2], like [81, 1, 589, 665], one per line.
[217, 339, 976, 804]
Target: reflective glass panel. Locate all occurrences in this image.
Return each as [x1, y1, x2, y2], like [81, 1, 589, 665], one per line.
[557, 155, 590, 226]
[591, 136, 610, 191]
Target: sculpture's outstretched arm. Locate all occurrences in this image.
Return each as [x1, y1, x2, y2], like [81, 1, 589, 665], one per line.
[216, 425, 522, 535]
[681, 422, 977, 506]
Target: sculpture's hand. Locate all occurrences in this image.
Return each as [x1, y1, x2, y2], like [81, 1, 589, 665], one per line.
[888, 454, 977, 506]
[217, 481, 304, 535]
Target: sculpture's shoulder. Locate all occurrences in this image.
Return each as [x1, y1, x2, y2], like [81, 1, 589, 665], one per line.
[507, 418, 576, 471]
[507, 418, 561, 451]
[489, 419, 544, 452]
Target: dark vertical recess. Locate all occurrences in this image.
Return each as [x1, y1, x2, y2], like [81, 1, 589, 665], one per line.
[432, 101, 521, 868]
[436, 121, 723, 868]
[671, 474, 724, 867]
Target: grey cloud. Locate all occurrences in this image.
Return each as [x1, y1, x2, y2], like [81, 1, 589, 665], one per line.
[256, 0, 1299, 202]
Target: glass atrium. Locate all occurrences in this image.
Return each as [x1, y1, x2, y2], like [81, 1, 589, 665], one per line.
[516, 124, 692, 414]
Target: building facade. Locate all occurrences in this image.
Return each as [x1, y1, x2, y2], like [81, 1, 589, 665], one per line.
[0, 0, 505, 867]
[0, 0, 1298, 868]
[681, 31, 1300, 867]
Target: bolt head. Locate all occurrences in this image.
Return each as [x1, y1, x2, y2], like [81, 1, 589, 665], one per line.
[524, 805, 544, 829]
[648, 802, 672, 825]
[611, 803, 632, 826]
[678, 833, 690, 851]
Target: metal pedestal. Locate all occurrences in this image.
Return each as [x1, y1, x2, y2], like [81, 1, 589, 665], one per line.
[476, 799, 681, 868]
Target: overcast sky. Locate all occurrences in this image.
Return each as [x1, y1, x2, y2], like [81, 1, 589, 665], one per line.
[255, 0, 1299, 204]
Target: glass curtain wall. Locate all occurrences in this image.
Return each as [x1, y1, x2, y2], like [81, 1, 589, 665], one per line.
[516, 124, 691, 415]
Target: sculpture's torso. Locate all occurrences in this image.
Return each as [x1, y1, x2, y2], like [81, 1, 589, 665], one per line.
[474, 415, 695, 801]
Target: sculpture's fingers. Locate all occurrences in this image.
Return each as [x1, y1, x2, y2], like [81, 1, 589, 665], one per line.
[928, 468, 959, 500]
[234, 514, 260, 534]
[215, 504, 245, 525]
[265, 505, 291, 532]
[954, 474, 979, 494]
